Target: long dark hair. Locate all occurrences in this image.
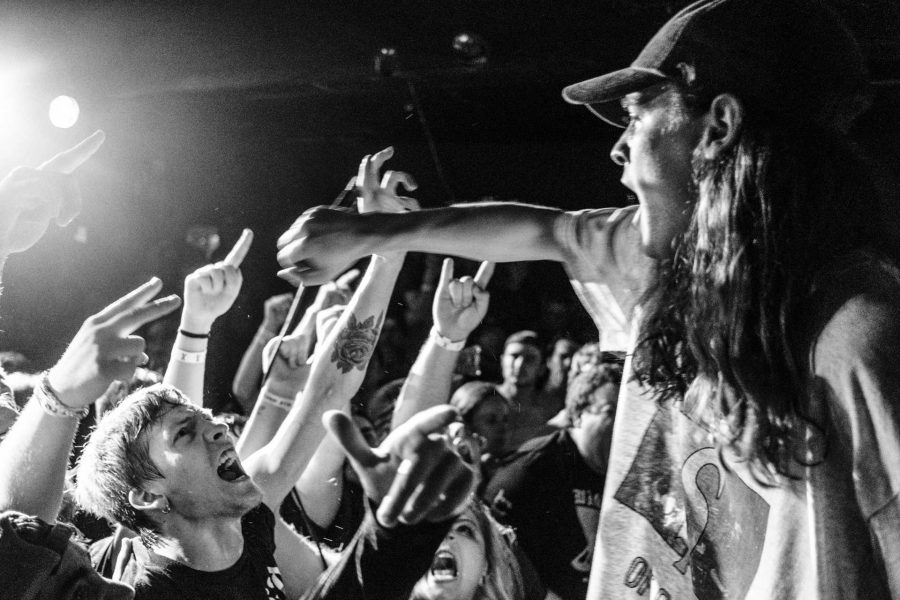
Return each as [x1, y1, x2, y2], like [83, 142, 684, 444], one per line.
[632, 86, 893, 479]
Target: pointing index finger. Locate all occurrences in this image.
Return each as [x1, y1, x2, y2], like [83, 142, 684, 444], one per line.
[437, 258, 454, 295]
[223, 229, 253, 268]
[39, 130, 106, 174]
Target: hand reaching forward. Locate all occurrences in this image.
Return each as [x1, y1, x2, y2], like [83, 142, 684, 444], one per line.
[181, 228, 253, 332]
[324, 405, 478, 528]
[356, 147, 420, 214]
[0, 131, 105, 256]
[47, 277, 181, 408]
[433, 258, 494, 342]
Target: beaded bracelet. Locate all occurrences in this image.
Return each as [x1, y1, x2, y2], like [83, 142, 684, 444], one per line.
[172, 349, 207, 364]
[34, 372, 89, 419]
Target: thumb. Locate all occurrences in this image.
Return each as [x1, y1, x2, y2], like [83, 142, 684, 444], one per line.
[323, 410, 382, 469]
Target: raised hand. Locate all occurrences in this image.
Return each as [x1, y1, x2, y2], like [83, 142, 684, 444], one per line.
[261, 293, 294, 334]
[262, 331, 312, 396]
[47, 277, 181, 408]
[0, 131, 105, 256]
[433, 258, 494, 342]
[324, 405, 478, 527]
[181, 228, 253, 332]
[356, 147, 420, 214]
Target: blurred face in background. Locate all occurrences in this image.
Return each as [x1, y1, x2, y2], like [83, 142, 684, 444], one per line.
[501, 342, 543, 388]
[467, 395, 510, 457]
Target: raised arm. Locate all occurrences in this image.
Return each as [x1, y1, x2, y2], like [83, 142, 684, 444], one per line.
[0, 131, 104, 281]
[392, 258, 493, 428]
[277, 200, 566, 286]
[236, 270, 359, 459]
[231, 292, 293, 410]
[164, 229, 252, 405]
[245, 148, 415, 509]
[0, 279, 180, 521]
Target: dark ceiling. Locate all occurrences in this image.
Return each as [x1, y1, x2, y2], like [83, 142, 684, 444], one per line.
[2, 0, 899, 144]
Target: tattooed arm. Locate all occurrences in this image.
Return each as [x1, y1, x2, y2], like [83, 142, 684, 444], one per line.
[242, 252, 405, 510]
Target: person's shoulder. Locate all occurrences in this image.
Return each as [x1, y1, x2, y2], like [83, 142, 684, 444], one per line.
[497, 430, 566, 471]
[808, 250, 900, 363]
[810, 251, 900, 343]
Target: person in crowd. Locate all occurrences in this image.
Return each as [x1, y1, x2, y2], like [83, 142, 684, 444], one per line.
[543, 337, 578, 402]
[276, 1, 899, 597]
[483, 360, 621, 599]
[410, 500, 544, 600]
[450, 381, 510, 461]
[73, 146, 473, 599]
[497, 331, 559, 449]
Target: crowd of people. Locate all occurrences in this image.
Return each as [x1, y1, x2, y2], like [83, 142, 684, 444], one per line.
[1, 0, 898, 598]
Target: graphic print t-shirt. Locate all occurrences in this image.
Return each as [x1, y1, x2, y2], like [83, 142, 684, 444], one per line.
[123, 503, 286, 600]
[556, 207, 900, 599]
[483, 429, 603, 600]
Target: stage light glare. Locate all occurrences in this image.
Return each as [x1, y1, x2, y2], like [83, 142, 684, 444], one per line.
[49, 95, 79, 129]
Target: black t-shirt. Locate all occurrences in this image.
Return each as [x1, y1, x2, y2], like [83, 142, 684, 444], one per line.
[482, 429, 604, 600]
[280, 466, 365, 551]
[122, 503, 286, 600]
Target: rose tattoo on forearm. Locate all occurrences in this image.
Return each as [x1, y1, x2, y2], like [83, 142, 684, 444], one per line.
[330, 312, 383, 373]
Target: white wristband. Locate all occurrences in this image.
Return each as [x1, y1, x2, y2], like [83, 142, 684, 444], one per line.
[261, 391, 295, 411]
[429, 326, 466, 352]
[173, 349, 207, 364]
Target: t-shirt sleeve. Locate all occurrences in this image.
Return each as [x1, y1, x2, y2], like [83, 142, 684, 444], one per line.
[554, 205, 654, 349]
[243, 503, 277, 557]
[811, 259, 900, 596]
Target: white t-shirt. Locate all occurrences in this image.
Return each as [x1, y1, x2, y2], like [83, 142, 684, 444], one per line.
[556, 206, 900, 599]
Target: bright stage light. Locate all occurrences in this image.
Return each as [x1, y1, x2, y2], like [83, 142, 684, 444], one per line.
[49, 95, 79, 129]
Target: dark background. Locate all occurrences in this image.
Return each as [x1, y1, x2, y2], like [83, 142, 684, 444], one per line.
[1, 0, 898, 407]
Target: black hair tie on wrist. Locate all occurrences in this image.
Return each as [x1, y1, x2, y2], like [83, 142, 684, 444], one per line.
[179, 329, 209, 339]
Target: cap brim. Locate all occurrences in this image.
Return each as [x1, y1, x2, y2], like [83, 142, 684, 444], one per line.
[562, 67, 668, 128]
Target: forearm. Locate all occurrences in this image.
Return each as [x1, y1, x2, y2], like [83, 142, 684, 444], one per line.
[251, 254, 405, 503]
[231, 328, 274, 409]
[296, 434, 347, 529]
[0, 398, 80, 521]
[163, 316, 211, 405]
[363, 203, 566, 263]
[392, 337, 459, 429]
[236, 384, 291, 459]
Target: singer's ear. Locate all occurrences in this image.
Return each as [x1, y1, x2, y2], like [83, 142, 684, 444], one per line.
[698, 93, 743, 160]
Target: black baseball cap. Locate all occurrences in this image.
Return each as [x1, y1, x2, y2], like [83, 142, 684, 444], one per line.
[563, 0, 871, 131]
